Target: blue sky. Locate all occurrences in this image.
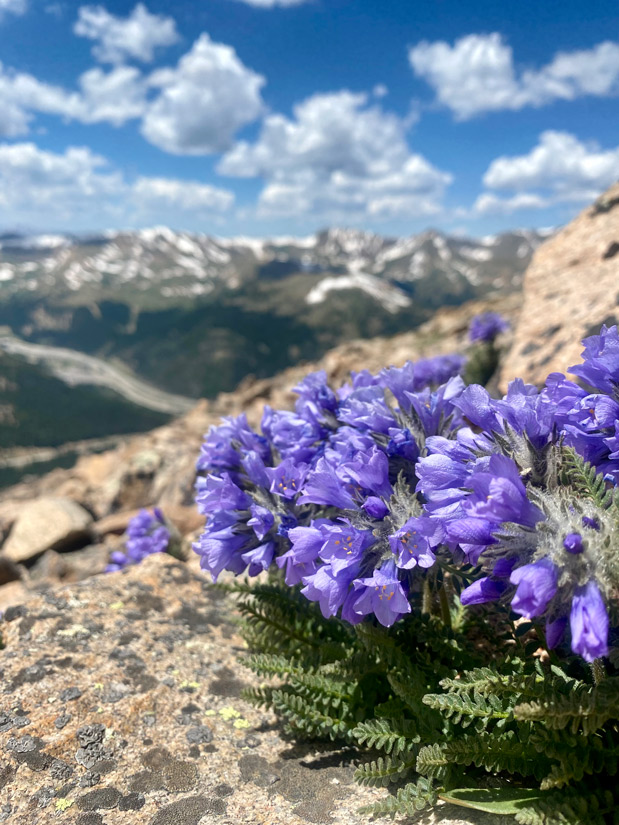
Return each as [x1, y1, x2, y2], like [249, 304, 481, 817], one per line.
[0, 0, 618, 237]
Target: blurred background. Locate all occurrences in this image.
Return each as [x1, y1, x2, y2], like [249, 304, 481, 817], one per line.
[0, 0, 617, 490]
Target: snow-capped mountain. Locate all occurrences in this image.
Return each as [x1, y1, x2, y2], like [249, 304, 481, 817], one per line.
[0, 226, 551, 311]
[0, 225, 551, 401]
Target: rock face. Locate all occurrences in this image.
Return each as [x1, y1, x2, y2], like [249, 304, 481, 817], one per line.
[500, 182, 619, 389]
[0, 553, 503, 825]
[1, 497, 92, 563]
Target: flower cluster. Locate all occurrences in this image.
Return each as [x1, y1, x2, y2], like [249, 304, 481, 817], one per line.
[106, 508, 171, 572]
[195, 325, 619, 663]
[417, 325, 619, 662]
[193, 353, 466, 627]
[468, 311, 509, 343]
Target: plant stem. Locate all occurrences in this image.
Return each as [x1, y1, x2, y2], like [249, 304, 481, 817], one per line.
[422, 578, 432, 615]
[591, 658, 606, 685]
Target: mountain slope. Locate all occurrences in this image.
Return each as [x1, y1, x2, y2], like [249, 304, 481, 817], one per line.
[0, 226, 551, 398]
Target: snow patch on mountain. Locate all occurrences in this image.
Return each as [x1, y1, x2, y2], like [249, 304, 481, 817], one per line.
[306, 265, 411, 313]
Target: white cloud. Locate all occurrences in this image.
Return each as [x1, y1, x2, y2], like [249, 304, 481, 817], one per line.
[0, 31, 265, 155]
[70, 67, 148, 124]
[409, 33, 619, 119]
[132, 176, 234, 213]
[141, 33, 265, 155]
[228, 0, 310, 7]
[219, 90, 451, 220]
[474, 131, 619, 214]
[74, 3, 179, 64]
[0, 142, 234, 227]
[0, 0, 26, 17]
[0, 63, 147, 135]
[473, 192, 549, 216]
[0, 142, 123, 218]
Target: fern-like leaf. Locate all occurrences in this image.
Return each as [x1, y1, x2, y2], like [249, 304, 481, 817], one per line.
[354, 754, 418, 787]
[358, 777, 438, 818]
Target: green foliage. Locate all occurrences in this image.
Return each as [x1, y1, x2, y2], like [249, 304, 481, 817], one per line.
[514, 676, 619, 735]
[463, 340, 500, 387]
[562, 447, 617, 510]
[358, 777, 438, 817]
[233, 579, 619, 824]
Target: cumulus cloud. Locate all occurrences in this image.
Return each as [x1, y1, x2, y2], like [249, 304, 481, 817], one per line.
[68, 66, 148, 124]
[0, 142, 123, 218]
[409, 33, 619, 119]
[0, 142, 234, 227]
[74, 3, 179, 64]
[219, 90, 451, 220]
[0, 29, 266, 156]
[141, 34, 265, 155]
[473, 131, 619, 214]
[473, 192, 549, 216]
[0, 63, 148, 135]
[132, 176, 234, 213]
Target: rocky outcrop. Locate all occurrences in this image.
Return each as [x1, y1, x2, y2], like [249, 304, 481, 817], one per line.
[1, 498, 92, 564]
[500, 182, 619, 389]
[0, 553, 503, 825]
[0, 291, 518, 612]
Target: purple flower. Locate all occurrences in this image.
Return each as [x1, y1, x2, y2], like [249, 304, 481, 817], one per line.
[460, 577, 508, 605]
[193, 510, 250, 581]
[301, 561, 360, 619]
[248, 505, 274, 541]
[563, 533, 584, 554]
[196, 413, 268, 472]
[387, 427, 419, 462]
[242, 541, 276, 576]
[293, 370, 338, 422]
[298, 458, 356, 509]
[266, 458, 309, 499]
[453, 384, 499, 433]
[444, 517, 497, 564]
[261, 406, 321, 463]
[362, 496, 389, 520]
[469, 312, 509, 342]
[494, 379, 555, 448]
[568, 324, 619, 394]
[318, 522, 374, 566]
[340, 447, 393, 500]
[242, 450, 270, 487]
[195, 473, 250, 515]
[276, 523, 324, 585]
[466, 455, 544, 529]
[379, 362, 418, 410]
[338, 386, 395, 433]
[389, 517, 438, 569]
[570, 581, 609, 662]
[414, 353, 467, 388]
[546, 617, 567, 649]
[510, 558, 558, 619]
[107, 508, 171, 572]
[406, 376, 466, 436]
[351, 561, 411, 627]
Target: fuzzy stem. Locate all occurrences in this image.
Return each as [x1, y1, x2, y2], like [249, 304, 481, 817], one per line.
[591, 658, 606, 685]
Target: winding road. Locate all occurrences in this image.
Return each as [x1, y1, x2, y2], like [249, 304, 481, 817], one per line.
[0, 335, 198, 416]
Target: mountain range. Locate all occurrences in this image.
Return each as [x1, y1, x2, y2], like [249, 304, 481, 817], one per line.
[0, 225, 551, 459]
